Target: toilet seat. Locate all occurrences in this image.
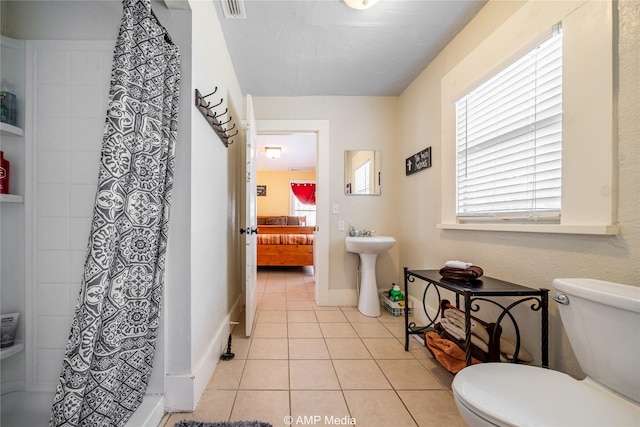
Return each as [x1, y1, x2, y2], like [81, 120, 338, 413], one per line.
[452, 363, 640, 427]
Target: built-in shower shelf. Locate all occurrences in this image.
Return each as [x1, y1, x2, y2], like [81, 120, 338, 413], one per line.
[1, 122, 24, 137]
[0, 194, 24, 203]
[0, 341, 24, 360]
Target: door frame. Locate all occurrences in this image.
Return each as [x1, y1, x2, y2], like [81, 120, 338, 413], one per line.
[255, 120, 330, 305]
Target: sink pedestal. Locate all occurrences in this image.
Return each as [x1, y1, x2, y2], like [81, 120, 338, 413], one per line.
[358, 253, 381, 317]
[345, 236, 396, 318]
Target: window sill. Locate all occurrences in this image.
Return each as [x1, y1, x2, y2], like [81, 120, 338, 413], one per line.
[437, 223, 619, 235]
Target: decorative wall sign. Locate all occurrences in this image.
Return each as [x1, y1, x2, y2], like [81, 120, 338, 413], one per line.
[406, 147, 432, 176]
[257, 185, 267, 196]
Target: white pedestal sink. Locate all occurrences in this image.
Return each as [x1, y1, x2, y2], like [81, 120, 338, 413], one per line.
[345, 236, 396, 317]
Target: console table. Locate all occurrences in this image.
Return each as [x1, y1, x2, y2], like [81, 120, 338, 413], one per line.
[403, 268, 549, 368]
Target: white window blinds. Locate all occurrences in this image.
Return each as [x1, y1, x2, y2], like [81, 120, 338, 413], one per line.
[455, 28, 562, 221]
[354, 160, 371, 194]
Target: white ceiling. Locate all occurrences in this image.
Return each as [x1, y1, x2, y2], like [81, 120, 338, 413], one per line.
[222, 0, 488, 170]
[256, 133, 317, 171]
[214, 0, 487, 97]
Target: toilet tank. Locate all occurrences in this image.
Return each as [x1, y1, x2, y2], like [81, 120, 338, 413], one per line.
[553, 278, 640, 404]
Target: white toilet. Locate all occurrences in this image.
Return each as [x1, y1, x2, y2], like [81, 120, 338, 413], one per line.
[452, 278, 640, 426]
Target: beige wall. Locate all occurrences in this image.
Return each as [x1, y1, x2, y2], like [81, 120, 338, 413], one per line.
[253, 97, 400, 293]
[257, 170, 316, 216]
[397, 0, 640, 374]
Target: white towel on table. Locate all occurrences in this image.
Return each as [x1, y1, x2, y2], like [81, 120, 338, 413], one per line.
[444, 308, 491, 343]
[443, 309, 533, 363]
[440, 317, 489, 354]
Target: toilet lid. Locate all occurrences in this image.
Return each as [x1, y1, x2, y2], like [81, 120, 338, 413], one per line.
[452, 363, 640, 427]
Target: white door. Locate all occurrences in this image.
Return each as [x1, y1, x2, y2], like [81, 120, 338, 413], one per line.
[244, 95, 258, 336]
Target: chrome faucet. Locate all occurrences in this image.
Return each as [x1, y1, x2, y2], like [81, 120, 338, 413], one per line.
[348, 227, 376, 237]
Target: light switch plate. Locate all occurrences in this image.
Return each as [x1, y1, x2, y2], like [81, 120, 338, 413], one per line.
[333, 203, 339, 214]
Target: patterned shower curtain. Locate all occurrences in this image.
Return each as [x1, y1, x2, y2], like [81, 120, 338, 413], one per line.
[50, 0, 180, 426]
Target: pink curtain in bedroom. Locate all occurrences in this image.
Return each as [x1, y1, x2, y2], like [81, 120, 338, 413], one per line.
[291, 183, 316, 205]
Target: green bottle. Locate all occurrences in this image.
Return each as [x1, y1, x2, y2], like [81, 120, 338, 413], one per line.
[389, 284, 403, 302]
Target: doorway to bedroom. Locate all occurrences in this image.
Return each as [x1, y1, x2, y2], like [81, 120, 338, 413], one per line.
[255, 119, 330, 306]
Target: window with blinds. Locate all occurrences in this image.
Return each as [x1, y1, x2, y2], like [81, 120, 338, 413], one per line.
[455, 27, 562, 222]
[354, 160, 371, 194]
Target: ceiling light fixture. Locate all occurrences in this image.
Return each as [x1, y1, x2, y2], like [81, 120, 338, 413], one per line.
[344, 0, 379, 10]
[265, 147, 281, 159]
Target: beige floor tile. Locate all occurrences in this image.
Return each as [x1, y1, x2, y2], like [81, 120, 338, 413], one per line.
[206, 359, 245, 389]
[239, 359, 289, 389]
[351, 322, 395, 338]
[259, 301, 288, 311]
[252, 322, 288, 338]
[344, 390, 417, 427]
[362, 338, 415, 359]
[382, 320, 409, 338]
[332, 359, 391, 389]
[377, 359, 444, 389]
[287, 301, 315, 311]
[248, 338, 289, 359]
[289, 338, 330, 359]
[287, 293, 315, 302]
[191, 389, 236, 421]
[377, 310, 407, 323]
[261, 293, 287, 304]
[290, 391, 351, 426]
[165, 390, 236, 425]
[257, 310, 287, 323]
[159, 413, 170, 426]
[324, 338, 371, 359]
[313, 304, 342, 311]
[264, 284, 287, 293]
[230, 390, 290, 427]
[287, 310, 318, 323]
[288, 322, 323, 339]
[193, 268, 466, 427]
[417, 356, 455, 389]
[165, 412, 197, 426]
[397, 390, 467, 427]
[342, 309, 381, 323]
[315, 310, 348, 323]
[289, 360, 340, 390]
[319, 322, 358, 338]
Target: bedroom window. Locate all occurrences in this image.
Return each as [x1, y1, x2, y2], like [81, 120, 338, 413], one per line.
[291, 180, 316, 226]
[455, 26, 563, 223]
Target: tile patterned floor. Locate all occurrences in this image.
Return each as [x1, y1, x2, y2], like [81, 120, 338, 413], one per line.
[159, 267, 466, 427]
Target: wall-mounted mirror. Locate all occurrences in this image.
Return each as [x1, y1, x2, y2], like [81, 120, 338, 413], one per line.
[345, 150, 381, 195]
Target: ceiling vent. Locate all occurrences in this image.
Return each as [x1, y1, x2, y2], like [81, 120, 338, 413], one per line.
[221, 0, 246, 19]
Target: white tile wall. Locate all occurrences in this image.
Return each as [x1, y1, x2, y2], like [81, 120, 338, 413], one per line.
[31, 43, 111, 387]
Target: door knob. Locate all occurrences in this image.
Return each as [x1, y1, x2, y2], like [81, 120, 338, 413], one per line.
[250, 228, 258, 234]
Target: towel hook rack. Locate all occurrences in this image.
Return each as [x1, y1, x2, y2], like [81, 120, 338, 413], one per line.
[195, 88, 238, 147]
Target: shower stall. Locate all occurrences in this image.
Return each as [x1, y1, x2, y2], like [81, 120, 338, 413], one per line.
[1, 34, 164, 427]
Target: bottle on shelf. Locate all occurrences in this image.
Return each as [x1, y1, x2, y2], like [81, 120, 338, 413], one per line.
[0, 151, 10, 194]
[1, 79, 17, 126]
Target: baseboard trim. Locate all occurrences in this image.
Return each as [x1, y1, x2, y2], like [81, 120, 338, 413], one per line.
[164, 293, 243, 412]
[324, 288, 358, 306]
[126, 395, 165, 427]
